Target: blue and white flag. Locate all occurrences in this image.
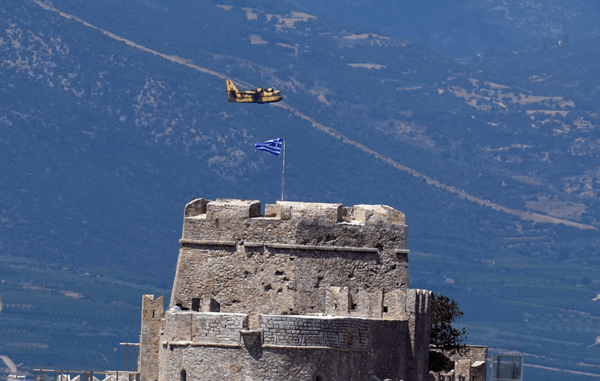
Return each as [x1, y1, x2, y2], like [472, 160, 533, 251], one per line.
[255, 137, 283, 156]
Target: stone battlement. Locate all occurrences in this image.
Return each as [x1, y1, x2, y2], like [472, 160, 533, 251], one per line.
[185, 199, 406, 225]
[181, 199, 407, 253]
[158, 287, 432, 352]
[160, 310, 374, 352]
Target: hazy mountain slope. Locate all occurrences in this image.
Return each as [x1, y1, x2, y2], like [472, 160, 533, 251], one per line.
[38, 0, 600, 232]
[476, 36, 600, 107]
[1, 0, 600, 379]
[290, 0, 600, 58]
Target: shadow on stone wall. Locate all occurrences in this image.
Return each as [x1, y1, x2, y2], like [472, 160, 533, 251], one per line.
[429, 351, 453, 373]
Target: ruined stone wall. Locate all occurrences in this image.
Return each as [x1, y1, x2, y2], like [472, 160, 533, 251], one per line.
[139, 295, 164, 381]
[170, 199, 409, 325]
[449, 345, 487, 363]
[450, 346, 487, 381]
[430, 345, 488, 381]
[470, 362, 486, 381]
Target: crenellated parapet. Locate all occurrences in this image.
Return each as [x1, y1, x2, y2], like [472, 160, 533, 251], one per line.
[181, 198, 407, 250]
[407, 289, 433, 381]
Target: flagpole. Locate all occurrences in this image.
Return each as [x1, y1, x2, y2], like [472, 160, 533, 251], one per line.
[281, 135, 286, 201]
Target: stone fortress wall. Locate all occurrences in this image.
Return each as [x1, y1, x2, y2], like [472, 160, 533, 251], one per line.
[164, 311, 248, 345]
[139, 198, 433, 381]
[431, 345, 488, 381]
[260, 314, 370, 351]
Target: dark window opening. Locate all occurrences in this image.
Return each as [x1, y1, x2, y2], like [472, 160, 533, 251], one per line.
[191, 298, 200, 312]
[383, 306, 388, 313]
[180, 369, 186, 381]
[210, 298, 221, 312]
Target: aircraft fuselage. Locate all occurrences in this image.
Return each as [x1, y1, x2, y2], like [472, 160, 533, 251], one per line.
[226, 80, 283, 104]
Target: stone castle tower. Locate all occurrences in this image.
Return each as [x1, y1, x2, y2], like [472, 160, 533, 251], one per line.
[139, 198, 432, 381]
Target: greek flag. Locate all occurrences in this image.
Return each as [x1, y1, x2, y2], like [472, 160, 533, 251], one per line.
[255, 137, 283, 156]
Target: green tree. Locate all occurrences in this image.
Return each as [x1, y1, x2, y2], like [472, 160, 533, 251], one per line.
[430, 293, 467, 353]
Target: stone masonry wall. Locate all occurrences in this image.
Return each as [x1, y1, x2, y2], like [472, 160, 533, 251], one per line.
[163, 310, 248, 345]
[158, 317, 413, 381]
[158, 345, 371, 381]
[260, 315, 370, 351]
[170, 199, 409, 327]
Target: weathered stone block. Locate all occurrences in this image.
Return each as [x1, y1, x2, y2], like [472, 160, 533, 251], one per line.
[277, 201, 343, 225]
[206, 199, 261, 220]
[165, 311, 193, 342]
[382, 289, 407, 320]
[354, 204, 406, 225]
[354, 289, 383, 319]
[184, 199, 209, 217]
[326, 287, 350, 316]
[191, 312, 247, 344]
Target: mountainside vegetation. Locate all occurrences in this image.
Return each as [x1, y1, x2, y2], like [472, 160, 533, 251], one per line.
[291, 0, 600, 58]
[1, 1, 600, 380]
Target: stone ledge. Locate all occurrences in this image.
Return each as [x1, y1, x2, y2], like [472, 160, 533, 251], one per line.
[261, 344, 367, 353]
[395, 249, 410, 254]
[162, 341, 241, 348]
[179, 239, 237, 246]
[264, 243, 379, 253]
[243, 242, 264, 248]
[239, 330, 262, 335]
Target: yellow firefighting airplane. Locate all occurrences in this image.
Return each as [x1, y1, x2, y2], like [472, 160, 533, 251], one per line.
[225, 79, 283, 104]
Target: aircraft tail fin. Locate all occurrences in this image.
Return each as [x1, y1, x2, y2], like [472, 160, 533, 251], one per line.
[226, 80, 240, 102]
[226, 79, 239, 92]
